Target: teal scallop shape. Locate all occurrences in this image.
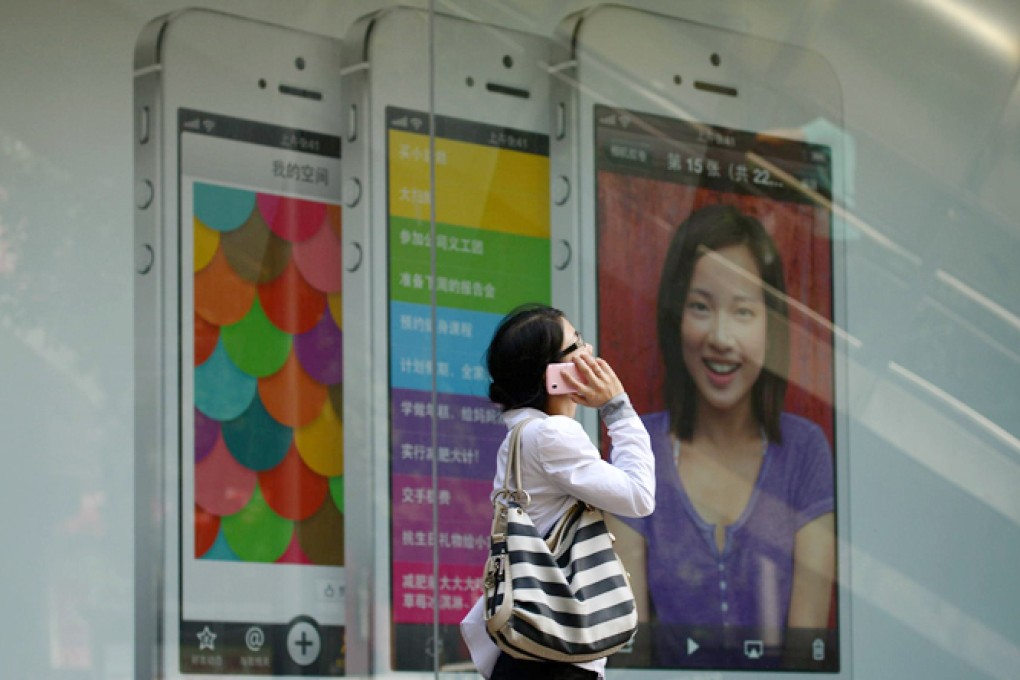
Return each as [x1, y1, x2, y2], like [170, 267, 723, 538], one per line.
[220, 297, 292, 378]
[221, 396, 293, 471]
[220, 486, 294, 562]
[200, 529, 241, 561]
[195, 341, 258, 421]
[329, 475, 344, 514]
[195, 182, 256, 233]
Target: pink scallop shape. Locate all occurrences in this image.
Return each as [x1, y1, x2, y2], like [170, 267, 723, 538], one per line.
[292, 218, 342, 293]
[195, 434, 258, 516]
[276, 532, 314, 564]
[256, 194, 326, 244]
[257, 194, 280, 228]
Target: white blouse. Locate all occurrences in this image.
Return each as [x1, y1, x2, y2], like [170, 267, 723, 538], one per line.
[461, 393, 656, 679]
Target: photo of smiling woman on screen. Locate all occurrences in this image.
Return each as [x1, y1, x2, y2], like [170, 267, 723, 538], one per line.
[609, 205, 836, 668]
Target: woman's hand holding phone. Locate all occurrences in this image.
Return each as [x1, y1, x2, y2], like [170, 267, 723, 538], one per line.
[564, 353, 624, 408]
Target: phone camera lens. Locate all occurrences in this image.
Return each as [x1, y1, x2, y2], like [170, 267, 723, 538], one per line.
[258, 78, 267, 89]
[673, 74, 682, 85]
[710, 53, 721, 66]
[466, 76, 475, 87]
[502, 55, 513, 69]
[295, 57, 306, 70]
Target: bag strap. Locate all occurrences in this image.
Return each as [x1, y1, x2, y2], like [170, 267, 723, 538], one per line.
[489, 418, 536, 553]
[495, 417, 536, 508]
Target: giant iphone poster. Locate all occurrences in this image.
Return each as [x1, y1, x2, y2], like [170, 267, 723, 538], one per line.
[385, 106, 550, 668]
[180, 110, 345, 675]
[595, 105, 839, 672]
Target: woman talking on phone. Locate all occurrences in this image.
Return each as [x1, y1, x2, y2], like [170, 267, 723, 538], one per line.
[461, 304, 655, 680]
[613, 205, 836, 665]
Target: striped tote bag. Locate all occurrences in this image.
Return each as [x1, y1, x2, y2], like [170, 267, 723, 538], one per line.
[483, 420, 638, 662]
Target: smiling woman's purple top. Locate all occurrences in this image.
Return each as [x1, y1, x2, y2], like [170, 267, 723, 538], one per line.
[622, 411, 834, 634]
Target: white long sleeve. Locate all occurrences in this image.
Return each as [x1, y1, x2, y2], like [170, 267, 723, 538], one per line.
[493, 395, 656, 540]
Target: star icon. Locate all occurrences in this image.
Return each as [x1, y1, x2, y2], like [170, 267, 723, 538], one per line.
[197, 626, 217, 651]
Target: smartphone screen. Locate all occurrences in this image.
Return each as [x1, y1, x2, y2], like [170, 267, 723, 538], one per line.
[595, 104, 839, 671]
[384, 106, 550, 669]
[178, 108, 344, 675]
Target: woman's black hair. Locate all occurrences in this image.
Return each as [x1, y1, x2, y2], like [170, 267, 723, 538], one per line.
[657, 204, 789, 443]
[485, 303, 566, 412]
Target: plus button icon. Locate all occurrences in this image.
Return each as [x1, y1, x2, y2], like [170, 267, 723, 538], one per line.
[286, 620, 321, 666]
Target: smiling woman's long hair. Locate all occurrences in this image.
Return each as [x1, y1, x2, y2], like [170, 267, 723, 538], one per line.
[657, 205, 790, 443]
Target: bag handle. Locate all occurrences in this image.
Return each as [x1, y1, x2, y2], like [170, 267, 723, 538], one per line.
[494, 418, 536, 508]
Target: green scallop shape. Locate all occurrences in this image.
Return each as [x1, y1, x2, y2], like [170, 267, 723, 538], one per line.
[221, 297, 292, 378]
[329, 475, 344, 514]
[220, 485, 294, 562]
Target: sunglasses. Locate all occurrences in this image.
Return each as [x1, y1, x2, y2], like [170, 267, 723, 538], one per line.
[557, 331, 585, 359]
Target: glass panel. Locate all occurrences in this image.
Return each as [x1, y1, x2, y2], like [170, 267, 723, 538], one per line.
[1, 1, 1018, 679]
[424, 7, 554, 673]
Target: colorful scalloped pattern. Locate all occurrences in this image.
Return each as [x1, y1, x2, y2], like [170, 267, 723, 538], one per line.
[193, 182, 344, 566]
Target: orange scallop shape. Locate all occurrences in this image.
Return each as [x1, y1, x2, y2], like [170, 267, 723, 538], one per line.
[258, 257, 326, 336]
[258, 443, 329, 521]
[195, 246, 256, 327]
[195, 312, 219, 366]
[195, 504, 220, 558]
[258, 351, 328, 429]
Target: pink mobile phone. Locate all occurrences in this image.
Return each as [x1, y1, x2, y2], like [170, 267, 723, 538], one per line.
[546, 362, 581, 394]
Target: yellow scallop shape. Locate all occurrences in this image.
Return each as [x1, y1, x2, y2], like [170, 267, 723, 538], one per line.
[294, 399, 343, 477]
[327, 292, 342, 331]
[194, 218, 221, 272]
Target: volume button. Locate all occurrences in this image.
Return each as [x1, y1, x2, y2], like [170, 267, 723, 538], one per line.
[553, 176, 570, 206]
[343, 178, 362, 208]
[137, 244, 154, 275]
[136, 179, 154, 209]
[138, 106, 150, 144]
[347, 104, 357, 142]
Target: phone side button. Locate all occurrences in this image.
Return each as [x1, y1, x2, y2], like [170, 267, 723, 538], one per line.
[555, 102, 566, 140]
[553, 239, 571, 271]
[137, 244, 154, 275]
[138, 106, 150, 144]
[343, 178, 362, 208]
[553, 175, 570, 206]
[345, 242, 363, 273]
[135, 179, 154, 209]
[347, 104, 357, 142]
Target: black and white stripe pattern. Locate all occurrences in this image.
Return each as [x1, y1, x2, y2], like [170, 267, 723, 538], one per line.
[484, 501, 638, 662]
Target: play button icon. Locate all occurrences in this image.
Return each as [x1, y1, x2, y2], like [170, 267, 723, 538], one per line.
[687, 637, 700, 655]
